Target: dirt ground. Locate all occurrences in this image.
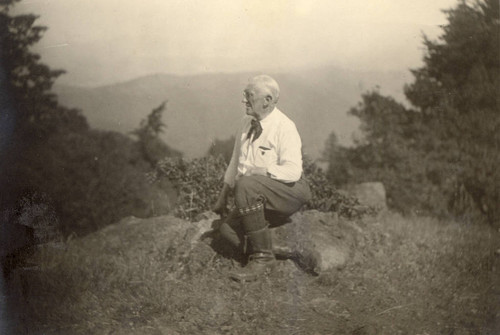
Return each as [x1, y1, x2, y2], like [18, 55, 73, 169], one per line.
[8, 211, 500, 334]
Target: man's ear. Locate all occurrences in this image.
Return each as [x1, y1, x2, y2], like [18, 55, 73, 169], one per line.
[264, 95, 273, 104]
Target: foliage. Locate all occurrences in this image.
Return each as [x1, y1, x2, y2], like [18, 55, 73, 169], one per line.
[0, 0, 87, 142]
[326, 92, 444, 215]
[322, 132, 352, 186]
[150, 154, 373, 221]
[149, 155, 226, 220]
[325, 0, 499, 223]
[404, 0, 499, 223]
[1, 2, 176, 237]
[302, 156, 375, 218]
[3, 130, 173, 236]
[131, 101, 181, 165]
[207, 136, 235, 164]
[0, 0, 189, 238]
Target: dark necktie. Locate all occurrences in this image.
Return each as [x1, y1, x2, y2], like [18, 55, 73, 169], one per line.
[247, 119, 262, 142]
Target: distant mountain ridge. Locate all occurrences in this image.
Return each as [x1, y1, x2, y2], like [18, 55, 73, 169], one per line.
[54, 67, 411, 158]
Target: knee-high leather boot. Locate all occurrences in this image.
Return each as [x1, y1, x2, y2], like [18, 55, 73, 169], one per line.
[218, 209, 244, 249]
[229, 200, 276, 282]
[229, 226, 276, 282]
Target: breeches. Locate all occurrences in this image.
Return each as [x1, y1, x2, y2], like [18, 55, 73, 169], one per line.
[219, 175, 311, 248]
[234, 175, 311, 216]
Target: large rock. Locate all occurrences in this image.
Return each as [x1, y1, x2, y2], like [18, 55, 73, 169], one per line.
[346, 182, 387, 210]
[77, 210, 356, 278]
[84, 213, 218, 278]
[270, 211, 356, 274]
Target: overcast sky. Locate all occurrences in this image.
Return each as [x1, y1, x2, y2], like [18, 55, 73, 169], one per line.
[15, 0, 458, 87]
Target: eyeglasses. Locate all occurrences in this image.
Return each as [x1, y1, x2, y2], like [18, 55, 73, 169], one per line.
[243, 90, 257, 100]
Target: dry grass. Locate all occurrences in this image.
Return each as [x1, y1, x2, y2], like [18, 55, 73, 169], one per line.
[14, 211, 500, 334]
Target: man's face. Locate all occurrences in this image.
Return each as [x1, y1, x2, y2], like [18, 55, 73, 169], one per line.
[242, 84, 267, 119]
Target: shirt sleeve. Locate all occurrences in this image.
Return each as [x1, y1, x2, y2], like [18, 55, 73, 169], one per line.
[223, 124, 242, 188]
[266, 122, 303, 183]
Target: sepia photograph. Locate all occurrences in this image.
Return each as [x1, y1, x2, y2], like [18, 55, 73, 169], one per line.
[1, 0, 499, 333]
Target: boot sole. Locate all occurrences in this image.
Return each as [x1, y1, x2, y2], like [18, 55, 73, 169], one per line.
[229, 263, 276, 282]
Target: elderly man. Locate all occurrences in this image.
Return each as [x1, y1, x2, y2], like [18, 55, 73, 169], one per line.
[212, 74, 311, 282]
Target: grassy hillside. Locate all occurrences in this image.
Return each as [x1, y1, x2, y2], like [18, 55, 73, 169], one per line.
[12, 211, 500, 334]
[54, 67, 411, 158]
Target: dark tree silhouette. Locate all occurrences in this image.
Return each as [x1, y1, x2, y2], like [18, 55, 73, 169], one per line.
[405, 0, 499, 222]
[207, 136, 235, 164]
[0, 0, 87, 142]
[131, 101, 182, 165]
[324, 0, 499, 222]
[0, 1, 176, 235]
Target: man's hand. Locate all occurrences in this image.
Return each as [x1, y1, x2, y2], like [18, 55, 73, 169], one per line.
[212, 197, 227, 216]
[247, 166, 268, 177]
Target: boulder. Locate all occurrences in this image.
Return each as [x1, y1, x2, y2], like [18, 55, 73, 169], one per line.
[79, 210, 356, 279]
[86, 214, 217, 278]
[270, 210, 356, 274]
[346, 182, 387, 210]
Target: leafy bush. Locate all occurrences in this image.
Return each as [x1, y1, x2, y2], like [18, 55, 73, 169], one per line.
[302, 156, 375, 218]
[2, 129, 174, 236]
[149, 155, 227, 220]
[150, 154, 373, 221]
[325, 92, 448, 216]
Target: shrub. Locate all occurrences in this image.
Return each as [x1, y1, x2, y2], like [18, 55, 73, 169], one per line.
[149, 155, 226, 220]
[302, 156, 375, 218]
[2, 129, 173, 236]
[150, 154, 373, 221]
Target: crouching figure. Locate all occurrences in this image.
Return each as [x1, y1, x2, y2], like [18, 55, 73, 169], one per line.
[212, 75, 311, 282]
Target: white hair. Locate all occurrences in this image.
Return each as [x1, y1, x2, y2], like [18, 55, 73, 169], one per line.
[249, 75, 280, 103]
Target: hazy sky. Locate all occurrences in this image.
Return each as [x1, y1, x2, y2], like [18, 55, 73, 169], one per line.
[15, 0, 458, 86]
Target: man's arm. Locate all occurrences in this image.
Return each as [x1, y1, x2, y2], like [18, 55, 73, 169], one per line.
[212, 124, 242, 215]
[266, 123, 303, 182]
[212, 182, 231, 215]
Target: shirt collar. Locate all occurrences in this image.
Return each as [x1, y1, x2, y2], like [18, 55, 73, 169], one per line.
[259, 107, 278, 125]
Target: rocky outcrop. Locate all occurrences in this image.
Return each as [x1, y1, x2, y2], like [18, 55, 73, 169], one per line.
[89, 213, 218, 278]
[90, 210, 357, 278]
[270, 211, 356, 274]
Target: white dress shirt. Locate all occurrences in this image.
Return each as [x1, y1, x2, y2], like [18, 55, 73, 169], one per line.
[224, 108, 303, 187]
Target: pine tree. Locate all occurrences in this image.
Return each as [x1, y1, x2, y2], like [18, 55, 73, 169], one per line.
[326, 92, 435, 214]
[325, 0, 499, 222]
[0, 0, 87, 144]
[405, 0, 499, 222]
[131, 102, 181, 165]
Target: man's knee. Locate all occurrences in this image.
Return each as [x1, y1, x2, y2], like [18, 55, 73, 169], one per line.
[235, 176, 255, 193]
[234, 176, 263, 207]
